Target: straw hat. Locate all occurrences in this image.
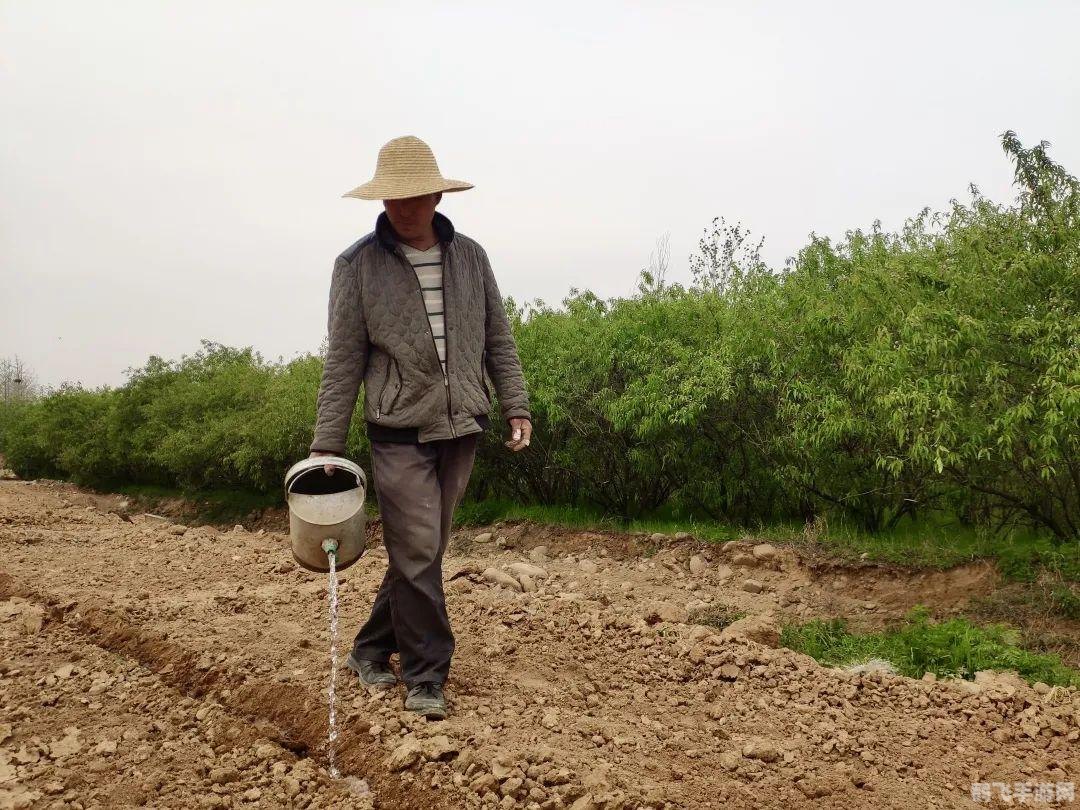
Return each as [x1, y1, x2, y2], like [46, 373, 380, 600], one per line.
[343, 136, 474, 201]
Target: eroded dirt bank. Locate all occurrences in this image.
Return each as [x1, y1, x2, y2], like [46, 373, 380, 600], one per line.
[1, 479, 1077, 809]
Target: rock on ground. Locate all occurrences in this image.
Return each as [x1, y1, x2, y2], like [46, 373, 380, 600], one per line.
[719, 612, 781, 647]
[482, 567, 523, 591]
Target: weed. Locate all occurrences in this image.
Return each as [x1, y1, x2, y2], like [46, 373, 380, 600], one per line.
[687, 604, 746, 631]
[1050, 584, 1080, 621]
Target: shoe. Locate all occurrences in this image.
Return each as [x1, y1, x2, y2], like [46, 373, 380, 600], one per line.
[345, 653, 397, 690]
[404, 682, 447, 720]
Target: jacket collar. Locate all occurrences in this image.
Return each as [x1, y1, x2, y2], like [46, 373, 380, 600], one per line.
[375, 210, 455, 252]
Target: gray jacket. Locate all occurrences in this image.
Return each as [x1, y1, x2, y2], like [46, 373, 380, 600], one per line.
[310, 212, 531, 452]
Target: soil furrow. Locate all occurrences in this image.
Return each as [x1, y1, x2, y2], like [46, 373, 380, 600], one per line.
[1, 572, 456, 810]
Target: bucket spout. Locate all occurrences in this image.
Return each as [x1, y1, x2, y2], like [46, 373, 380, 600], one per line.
[284, 456, 367, 573]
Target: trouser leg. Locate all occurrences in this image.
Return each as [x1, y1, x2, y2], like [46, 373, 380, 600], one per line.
[437, 434, 481, 549]
[350, 566, 397, 663]
[351, 433, 479, 687]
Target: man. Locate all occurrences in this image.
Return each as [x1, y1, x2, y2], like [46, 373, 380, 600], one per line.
[308, 135, 532, 720]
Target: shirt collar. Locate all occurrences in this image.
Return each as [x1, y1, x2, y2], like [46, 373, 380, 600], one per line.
[375, 210, 455, 252]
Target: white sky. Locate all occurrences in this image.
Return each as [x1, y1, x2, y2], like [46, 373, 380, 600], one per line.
[2, 1, 1079, 389]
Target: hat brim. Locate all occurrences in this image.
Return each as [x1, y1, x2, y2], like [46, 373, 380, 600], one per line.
[342, 178, 474, 201]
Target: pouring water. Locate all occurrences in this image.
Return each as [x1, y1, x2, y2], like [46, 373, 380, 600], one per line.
[322, 538, 342, 778]
[283, 456, 369, 781]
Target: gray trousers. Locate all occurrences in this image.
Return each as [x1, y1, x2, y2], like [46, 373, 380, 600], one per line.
[351, 432, 480, 687]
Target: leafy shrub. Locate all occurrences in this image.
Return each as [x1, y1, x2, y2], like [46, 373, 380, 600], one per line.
[0, 341, 371, 497]
[1, 133, 1076, 546]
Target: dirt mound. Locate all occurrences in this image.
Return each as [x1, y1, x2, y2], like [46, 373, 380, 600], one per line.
[1, 481, 1077, 809]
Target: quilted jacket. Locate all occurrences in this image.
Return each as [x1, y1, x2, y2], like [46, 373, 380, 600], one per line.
[309, 211, 531, 452]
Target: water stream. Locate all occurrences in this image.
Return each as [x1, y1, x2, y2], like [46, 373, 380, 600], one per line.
[325, 543, 341, 779]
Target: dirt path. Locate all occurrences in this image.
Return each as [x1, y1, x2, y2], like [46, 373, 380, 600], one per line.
[1, 480, 1077, 809]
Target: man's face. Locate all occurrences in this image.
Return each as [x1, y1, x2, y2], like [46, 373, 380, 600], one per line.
[383, 193, 441, 240]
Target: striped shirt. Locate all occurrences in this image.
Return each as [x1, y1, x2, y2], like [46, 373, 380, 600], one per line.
[401, 242, 447, 375]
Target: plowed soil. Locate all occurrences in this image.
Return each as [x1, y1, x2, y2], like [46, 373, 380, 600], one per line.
[1, 479, 1077, 809]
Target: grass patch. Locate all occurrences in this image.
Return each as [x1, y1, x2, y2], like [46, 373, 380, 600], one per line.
[969, 589, 1080, 669]
[791, 513, 1080, 583]
[781, 606, 1080, 687]
[687, 604, 746, 631]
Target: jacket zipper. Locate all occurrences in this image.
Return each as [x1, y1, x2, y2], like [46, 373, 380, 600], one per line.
[397, 246, 456, 438]
[481, 349, 492, 403]
[375, 358, 401, 421]
[375, 358, 395, 420]
[386, 359, 403, 414]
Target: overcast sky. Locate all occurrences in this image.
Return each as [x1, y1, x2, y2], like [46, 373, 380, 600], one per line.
[2, 1, 1078, 389]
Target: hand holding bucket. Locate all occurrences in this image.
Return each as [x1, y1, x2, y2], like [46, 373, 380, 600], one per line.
[309, 450, 338, 477]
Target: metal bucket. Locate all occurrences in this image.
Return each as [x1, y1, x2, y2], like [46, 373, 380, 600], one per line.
[284, 456, 367, 573]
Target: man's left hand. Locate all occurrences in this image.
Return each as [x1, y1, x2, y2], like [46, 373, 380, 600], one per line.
[505, 418, 532, 452]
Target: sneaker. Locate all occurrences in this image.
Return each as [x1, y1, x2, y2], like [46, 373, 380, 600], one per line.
[404, 682, 447, 720]
[345, 653, 397, 690]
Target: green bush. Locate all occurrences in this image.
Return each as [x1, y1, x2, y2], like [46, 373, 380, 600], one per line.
[471, 132, 1078, 540]
[1, 132, 1076, 546]
[0, 341, 371, 497]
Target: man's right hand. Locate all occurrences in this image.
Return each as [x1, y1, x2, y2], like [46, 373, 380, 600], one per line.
[308, 451, 336, 476]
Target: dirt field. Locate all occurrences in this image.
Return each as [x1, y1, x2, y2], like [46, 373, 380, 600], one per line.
[1, 479, 1077, 809]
